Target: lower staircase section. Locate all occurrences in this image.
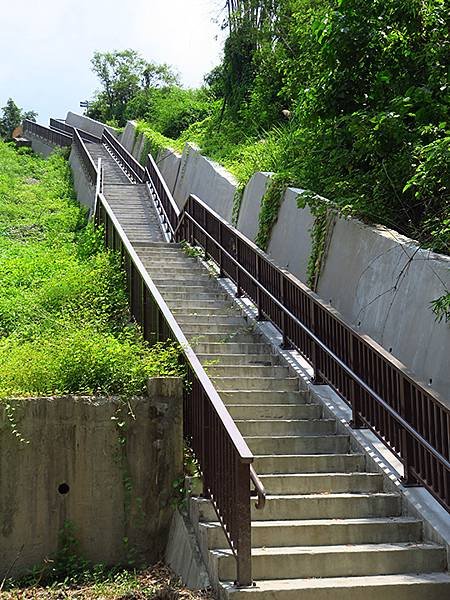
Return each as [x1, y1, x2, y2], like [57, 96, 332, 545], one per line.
[134, 242, 450, 600]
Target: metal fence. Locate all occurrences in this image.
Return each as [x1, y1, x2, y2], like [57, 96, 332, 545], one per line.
[49, 118, 102, 144]
[23, 119, 72, 148]
[102, 129, 146, 183]
[94, 173, 265, 585]
[176, 194, 450, 513]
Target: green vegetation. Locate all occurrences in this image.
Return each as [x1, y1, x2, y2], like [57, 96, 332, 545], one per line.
[110, 0, 449, 256]
[0, 141, 181, 399]
[3, 560, 212, 598]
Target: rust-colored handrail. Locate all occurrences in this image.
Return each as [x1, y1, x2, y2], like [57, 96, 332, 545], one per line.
[49, 118, 102, 144]
[145, 152, 180, 241]
[94, 186, 265, 586]
[102, 128, 145, 183]
[177, 193, 450, 514]
[23, 119, 72, 148]
[73, 128, 98, 186]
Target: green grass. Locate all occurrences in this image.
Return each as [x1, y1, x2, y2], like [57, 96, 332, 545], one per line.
[0, 142, 181, 399]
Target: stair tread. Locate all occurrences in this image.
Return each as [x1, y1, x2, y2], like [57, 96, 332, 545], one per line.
[203, 516, 421, 528]
[220, 572, 450, 591]
[214, 542, 443, 556]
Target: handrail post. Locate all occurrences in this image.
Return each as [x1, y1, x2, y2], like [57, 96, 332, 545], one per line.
[399, 378, 419, 486]
[280, 275, 292, 349]
[349, 335, 363, 427]
[311, 301, 325, 384]
[218, 223, 224, 278]
[235, 238, 242, 298]
[235, 460, 252, 587]
[255, 254, 264, 321]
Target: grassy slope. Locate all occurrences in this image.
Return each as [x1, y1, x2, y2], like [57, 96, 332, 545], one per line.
[0, 142, 180, 398]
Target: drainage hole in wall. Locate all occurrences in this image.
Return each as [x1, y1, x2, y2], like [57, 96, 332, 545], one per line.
[388, 347, 392, 353]
[429, 378, 433, 386]
[58, 483, 70, 495]
[357, 321, 361, 327]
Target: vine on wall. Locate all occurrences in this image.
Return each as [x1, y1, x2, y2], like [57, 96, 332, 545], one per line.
[255, 173, 290, 251]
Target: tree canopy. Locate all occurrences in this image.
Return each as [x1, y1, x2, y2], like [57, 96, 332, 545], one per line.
[0, 98, 37, 139]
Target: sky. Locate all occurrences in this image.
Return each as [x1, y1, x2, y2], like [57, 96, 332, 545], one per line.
[0, 0, 225, 123]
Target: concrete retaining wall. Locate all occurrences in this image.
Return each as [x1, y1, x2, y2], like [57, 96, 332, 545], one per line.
[69, 147, 96, 213]
[237, 172, 271, 241]
[26, 132, 57, 158]
[317, 219, 450, 400]
[0, 378, 183, 578]
[172, 143, 237, 219]
[65, 112, 119, 139]
[155, 143, 449, 402]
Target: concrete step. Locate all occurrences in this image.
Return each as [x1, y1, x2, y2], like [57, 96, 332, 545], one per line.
[244, 434, 350, 455]
[178, 317, 246, 327]
[195, 493, 401, 522]
[253, 453, 367, 474]
[187, 332, 258, 344]
[202, 517, 422, 549]
[214, 543, 445, 582]
[178, 322, 248, 334]
[171, 307, 242, 318]
[218, 391, 308, 405]
[152, 279, 219, 290]
[168, 300, 234, 310]
[208, 365, 290, 378]
[220, 573, 450, 600]
[227, 403, 322, 420]
[194, 342, 272, 355]
[235, 418, 336, 437]
[213, 377, 299, 391]
[257, 472, 384, 494]
[162, 290, 229, 301]
[198, 353, 277, 365]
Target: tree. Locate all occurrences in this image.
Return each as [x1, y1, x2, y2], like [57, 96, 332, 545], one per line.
[88, 50, 179, 125]
[0, 98, 37, 139]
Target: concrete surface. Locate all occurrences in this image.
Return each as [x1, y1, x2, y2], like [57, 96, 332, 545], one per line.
[165, 510, 210, 590]
[65, 112, 119, 139]
[267, 187, 315, 281]
[0, 378, 183, 578]
[155, 142, 449, 401]
[69, 146, 96, 213]
[237, 172, 272, 242]
[157, 148, 182, 194]
[120, 120, 138, 153]
[172, 143, 237, 218]
[317, 218, 450, 402]
[26, 132, 57, 158]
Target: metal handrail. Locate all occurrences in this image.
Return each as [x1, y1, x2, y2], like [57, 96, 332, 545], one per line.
[49, 118, 102, 144]
[94, 187, 265, 586]
[176, 193, 450, 513]
[23, 119, 72, 147]
[102, 128, 145, 183]
[145, 152, 180, 241]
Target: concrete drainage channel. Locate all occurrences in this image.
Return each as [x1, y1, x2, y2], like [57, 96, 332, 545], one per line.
[163, 248, 450, 599]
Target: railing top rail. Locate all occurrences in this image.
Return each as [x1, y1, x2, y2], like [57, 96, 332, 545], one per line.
[23, 119, 72, 146]
[146, 152, 180, 217]
[49, 118, 102, 144]
[96, 191, 254, 462]
[186, 194, 448, 412]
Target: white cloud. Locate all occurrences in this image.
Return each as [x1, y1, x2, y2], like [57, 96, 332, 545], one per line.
[0, 0, 224, 122]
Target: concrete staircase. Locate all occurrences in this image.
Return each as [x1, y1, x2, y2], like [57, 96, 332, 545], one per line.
[86, 144, 450, 599]
[134, 242, 450, 600]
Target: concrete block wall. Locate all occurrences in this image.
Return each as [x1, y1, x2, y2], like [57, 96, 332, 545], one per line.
[0, 378, 183, 578]
[150, 138, 449, 403]
[65, 112, 119, 139]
